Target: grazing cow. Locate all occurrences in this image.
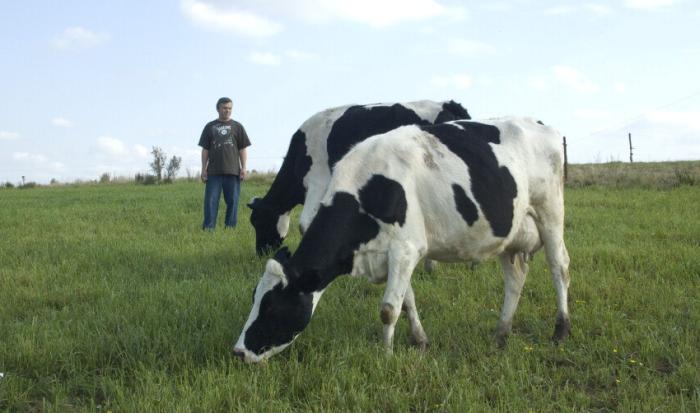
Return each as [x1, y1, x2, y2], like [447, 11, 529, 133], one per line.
[248, 100, 470, 255]
[234, 118, 570, 363]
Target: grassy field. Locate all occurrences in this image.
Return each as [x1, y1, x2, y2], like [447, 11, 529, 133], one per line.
[1, 163, 699, 412]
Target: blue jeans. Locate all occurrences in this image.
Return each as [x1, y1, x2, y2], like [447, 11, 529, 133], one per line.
[202, 175, 241, 230]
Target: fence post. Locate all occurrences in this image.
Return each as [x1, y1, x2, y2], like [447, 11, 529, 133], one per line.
[629, 133, 634, 163]
[563, 136, 568, 182]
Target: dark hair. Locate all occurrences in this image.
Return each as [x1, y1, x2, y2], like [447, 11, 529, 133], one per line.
[216, 97, 232, 110]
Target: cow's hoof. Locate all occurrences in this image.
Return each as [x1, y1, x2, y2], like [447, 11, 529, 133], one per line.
[410, 335, 430, 352]
[494, 333, 508, 349]
[552, 317, 571, 343]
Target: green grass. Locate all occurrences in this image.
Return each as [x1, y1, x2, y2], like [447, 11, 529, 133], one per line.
[1, 177, 699, 412]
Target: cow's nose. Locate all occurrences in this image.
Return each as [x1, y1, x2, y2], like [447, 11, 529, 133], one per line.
[232, 347, 246, 361]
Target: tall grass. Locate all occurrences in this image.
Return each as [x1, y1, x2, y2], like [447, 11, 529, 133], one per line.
[0, 172, 698, 411]
[566, 160, 699, 188]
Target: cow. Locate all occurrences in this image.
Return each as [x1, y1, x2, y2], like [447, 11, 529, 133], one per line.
[248, 100, 470, 256]
[234, 117, 570, 363]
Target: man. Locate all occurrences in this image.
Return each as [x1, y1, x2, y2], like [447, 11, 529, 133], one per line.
[199, 97, 251, 230]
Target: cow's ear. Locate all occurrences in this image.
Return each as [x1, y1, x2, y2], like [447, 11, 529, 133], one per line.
[247, 197, 261, 209]
[265, 259, 288, 286]
[273, 246, 291, 264]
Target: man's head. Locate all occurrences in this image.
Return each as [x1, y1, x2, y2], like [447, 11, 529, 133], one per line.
[216, 97, 233, 121]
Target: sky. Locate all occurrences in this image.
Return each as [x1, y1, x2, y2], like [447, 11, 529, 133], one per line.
[1, 0, 699, 184]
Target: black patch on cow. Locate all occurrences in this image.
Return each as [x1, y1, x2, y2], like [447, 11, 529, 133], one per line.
[327, 104, 428, 169]
[452, 184, 478, 226]
[286, 192, 380, 292]
[422, 122, 517, 237]
[244, 283, 315, 355]
[250, 129, 311, 255]
[435, 100, 471, 123]
[359, 175, 407, 226]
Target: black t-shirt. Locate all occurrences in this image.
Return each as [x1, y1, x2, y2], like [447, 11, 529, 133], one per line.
[198, 119, 251, 175]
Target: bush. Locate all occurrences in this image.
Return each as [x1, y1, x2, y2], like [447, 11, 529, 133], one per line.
[674, 168, 696, 186]
[150, 147, 166, 182]
[3, 182, 14, 188]
[19, 182, 37, 189]
[135, 173, 158, 185]
[99, 173, 111, 184]
[165, 156, 182, 183]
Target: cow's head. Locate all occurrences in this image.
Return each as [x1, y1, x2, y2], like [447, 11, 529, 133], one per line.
[248, 197, 286, 256]
[233, 247, 322, 363]
[435, 100, 471, 123]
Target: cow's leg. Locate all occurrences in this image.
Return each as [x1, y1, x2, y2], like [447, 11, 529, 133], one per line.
[495, 253, 529, 347]
[423, 259, 436, 273]
[402, 283, 429, 351]
[535, 194, 572, 342]
[381, 245, 420, 354]
[299, 170, 330, 234]
[277, 211, 291, 238]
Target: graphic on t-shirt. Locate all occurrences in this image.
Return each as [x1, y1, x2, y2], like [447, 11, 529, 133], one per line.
[214, 125, 235, 149]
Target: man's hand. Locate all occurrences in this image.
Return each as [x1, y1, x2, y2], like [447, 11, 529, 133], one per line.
[201, 170, 208, 183]
[240, 169, 247, 181]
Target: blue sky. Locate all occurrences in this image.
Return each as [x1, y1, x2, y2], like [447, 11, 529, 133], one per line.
[1, 0, 699, 184]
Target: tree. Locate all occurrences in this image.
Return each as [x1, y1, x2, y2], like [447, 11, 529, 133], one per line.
[150, 146, 166, 181]
[165, 156, 182, 182]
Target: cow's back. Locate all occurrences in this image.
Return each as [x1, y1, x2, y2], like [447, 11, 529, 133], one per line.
[298, 100, 469, 231]
[325, 118, 562, 263]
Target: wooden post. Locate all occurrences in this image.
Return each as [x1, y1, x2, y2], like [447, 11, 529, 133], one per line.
[563, 136, 568, 182]
[628, 133, 633, 163]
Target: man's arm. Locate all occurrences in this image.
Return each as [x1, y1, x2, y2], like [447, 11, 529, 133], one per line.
[201, 148, 209, 182]
[239, 147, 247, 180]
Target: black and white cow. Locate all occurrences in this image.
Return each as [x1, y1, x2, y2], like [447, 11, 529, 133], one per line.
[234, 117, 570, 363]
[248, 100, 470, 255]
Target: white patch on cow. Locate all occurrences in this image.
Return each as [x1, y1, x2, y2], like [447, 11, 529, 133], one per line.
[297, 101, 453, 233]
[265, 259, 287, 286]
[276, 212, 290, 238]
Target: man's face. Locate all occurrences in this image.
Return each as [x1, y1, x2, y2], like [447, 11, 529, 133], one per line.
[217, 102, 232, 120]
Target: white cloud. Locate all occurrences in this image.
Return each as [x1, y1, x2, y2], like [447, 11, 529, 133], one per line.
[553, 65, 600, 93]
[528, 76, 549, 91]
[446, 38, 497, 58]
[52, 117, 73, 128]
[49, 162, 66, 171]
[180, 0, 283, 37]
[182, 0, 448, 33]
[545, 4, 612, 15]
[481, 2, 513, 12]
[544, 5, 576, 15]
[13, 152, 48, 163]
[645, 111, 700, 130]
[98, 136, 127, 156]
[51, 27, 107, 50]
[0, 131, 20, 141]
[625, 0, 676, 9]
[133, 144, 150, 158]
[249, 52, 282, 66]
[575, 109, 614, 120]
[97, 137, 153, 160]
[284, 49, 319, 61]
[614, 83, 627, 93]
[430, 74, 473, 90]
[583, 4, 614, 15]
[294, 0, 447, 27]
